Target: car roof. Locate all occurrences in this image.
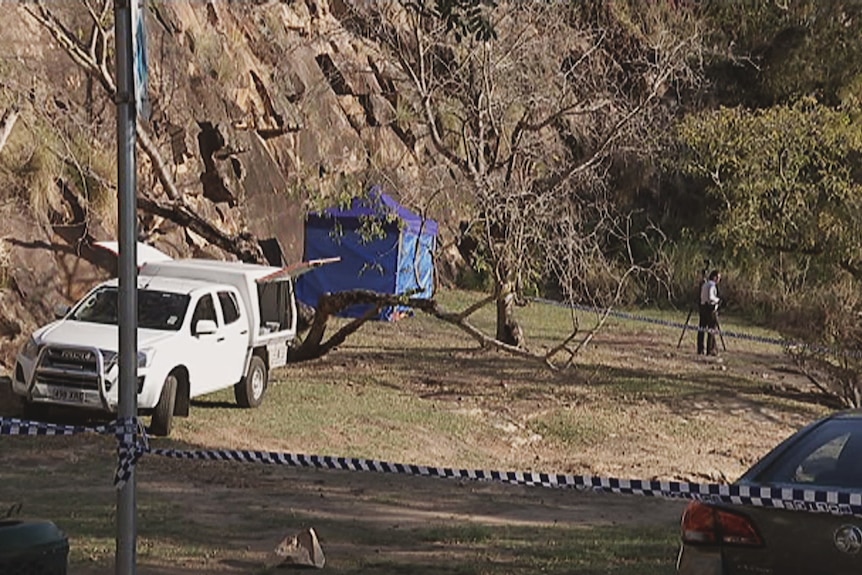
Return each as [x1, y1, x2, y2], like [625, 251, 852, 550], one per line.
[99, 275, 233, 295]
[141, 258, 280, 280]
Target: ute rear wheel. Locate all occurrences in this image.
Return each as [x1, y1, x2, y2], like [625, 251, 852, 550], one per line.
[150, 372, 177, 437]
[234, 355, 267, 408]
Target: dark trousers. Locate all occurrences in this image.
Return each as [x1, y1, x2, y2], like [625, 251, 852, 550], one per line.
[697, 304, 718, 355]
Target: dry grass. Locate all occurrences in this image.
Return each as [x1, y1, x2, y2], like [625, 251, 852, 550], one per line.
[0, 123, 63, 217]
[0, 289, 837, 574]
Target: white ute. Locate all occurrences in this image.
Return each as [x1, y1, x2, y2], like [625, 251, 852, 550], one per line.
[11, 248, 334, 436]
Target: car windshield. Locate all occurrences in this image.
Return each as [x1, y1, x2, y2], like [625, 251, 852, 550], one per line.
[753, 418, 862, 489]
[70, 286, 190, 331]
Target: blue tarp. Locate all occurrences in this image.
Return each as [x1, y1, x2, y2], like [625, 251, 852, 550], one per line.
[296, 188, 438, 320]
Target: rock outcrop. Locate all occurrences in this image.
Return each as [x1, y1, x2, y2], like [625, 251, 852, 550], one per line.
[0, 0, 434, 367]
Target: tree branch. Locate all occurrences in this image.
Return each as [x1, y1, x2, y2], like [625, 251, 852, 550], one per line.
[137, 195, 263, 263]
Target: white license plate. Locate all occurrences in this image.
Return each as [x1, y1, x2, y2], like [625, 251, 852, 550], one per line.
[49, 387, 86, 403]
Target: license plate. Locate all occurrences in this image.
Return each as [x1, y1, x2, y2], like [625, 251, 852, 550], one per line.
[49, 387, 85, 403]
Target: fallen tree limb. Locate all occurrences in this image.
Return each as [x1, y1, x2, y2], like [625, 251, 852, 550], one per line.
[291, 290, 568, 369]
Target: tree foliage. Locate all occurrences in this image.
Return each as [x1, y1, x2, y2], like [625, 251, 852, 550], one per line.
[407, 0, 497, 41]
[671, 1, 862, 406]
[700, 0, 862, 107]
[677, 98, 862, 278]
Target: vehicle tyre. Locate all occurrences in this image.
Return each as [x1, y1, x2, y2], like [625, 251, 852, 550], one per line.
[234, 355, 267, 408]
[150, 373, 177, 437]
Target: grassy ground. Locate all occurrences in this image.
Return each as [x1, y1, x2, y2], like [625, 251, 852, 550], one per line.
[0, 289, 834, 574]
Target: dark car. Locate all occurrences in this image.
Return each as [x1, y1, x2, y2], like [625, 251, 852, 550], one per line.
[677, 410, 862, 575]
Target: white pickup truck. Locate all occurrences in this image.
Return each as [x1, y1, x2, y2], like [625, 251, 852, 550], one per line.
[11, 249, 334, 436]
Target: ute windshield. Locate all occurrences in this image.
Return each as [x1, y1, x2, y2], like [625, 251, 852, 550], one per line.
[70, 286, 190, 331]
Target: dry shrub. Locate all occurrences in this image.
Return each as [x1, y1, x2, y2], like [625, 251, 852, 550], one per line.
[63, 134, 117, 232]
[781, 280, 862, 408]
[0, 121, 63, 218]
[0, 105, 118, 230]
[0, 100, 63, 212]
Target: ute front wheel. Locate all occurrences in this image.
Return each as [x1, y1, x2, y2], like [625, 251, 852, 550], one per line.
[234, 356, 267, 408]
[150, 373, 177, 437]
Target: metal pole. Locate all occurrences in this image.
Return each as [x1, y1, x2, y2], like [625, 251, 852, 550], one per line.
[114, 0, 138, 573]
[715, 312, 728, 352]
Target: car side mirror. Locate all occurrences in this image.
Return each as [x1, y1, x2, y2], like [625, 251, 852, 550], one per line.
[194, 319, 217, 336]
[54, 304, 71, 319]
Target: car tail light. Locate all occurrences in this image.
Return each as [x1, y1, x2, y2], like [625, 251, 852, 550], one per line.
[681, 501, 763, 547]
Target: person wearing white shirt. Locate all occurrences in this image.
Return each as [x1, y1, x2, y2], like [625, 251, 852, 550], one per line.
[697, 270, 721, 356]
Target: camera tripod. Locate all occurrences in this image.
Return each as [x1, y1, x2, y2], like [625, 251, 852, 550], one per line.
[676, 303, 726, 351]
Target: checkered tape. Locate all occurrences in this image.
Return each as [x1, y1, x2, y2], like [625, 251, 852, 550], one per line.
[114, 417, 149, 488]
[2, 416, 860, 517]
[0, 416, 146, 489]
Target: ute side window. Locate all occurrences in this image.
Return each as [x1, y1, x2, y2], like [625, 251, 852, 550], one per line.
[191, 294, 217, 335]
[217, 291, 240, 325]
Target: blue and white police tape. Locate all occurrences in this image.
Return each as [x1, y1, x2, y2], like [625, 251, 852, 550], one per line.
[149, 447, 862, 517]
[0, 416, 147, 489]
[1, 416, 105, 436]
[530, 297, 858, 358]
[114, 417, 149, 488]
[2, 416, 860, 518]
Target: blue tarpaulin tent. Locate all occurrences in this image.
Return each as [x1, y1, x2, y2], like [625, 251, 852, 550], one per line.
[296, 188, 438, 320]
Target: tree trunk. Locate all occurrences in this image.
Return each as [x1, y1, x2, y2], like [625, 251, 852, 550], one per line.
[495, 279, 525, 348]
[0, 106, 19, 155]
[291, 291, 385, 361]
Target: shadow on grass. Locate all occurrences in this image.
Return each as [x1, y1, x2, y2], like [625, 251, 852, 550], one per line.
[190, 398, 240, 409]
[577, 361, 834, 424]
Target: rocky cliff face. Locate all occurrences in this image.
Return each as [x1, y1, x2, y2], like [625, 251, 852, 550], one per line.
[0, 0, 438, 367]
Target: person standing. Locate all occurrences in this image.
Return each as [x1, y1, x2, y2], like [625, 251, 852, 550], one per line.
[697, 270, 721, 356]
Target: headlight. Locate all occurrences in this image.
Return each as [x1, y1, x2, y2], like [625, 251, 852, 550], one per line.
[137, 348, 155, 368]
[100, 349, 154, 370]
[20, 337, 40, 360]
[100, 350, 118, 372]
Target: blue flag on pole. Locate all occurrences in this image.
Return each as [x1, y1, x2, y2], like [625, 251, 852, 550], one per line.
[132, 0, 150, 120]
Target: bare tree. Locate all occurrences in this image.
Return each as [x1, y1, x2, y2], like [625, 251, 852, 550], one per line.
[21, 0, 264, 262]
[340, 1, 701, 349]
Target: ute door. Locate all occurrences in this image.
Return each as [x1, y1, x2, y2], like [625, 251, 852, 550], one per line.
[186, 292, 223, 396]
[214, 289, 248, 386]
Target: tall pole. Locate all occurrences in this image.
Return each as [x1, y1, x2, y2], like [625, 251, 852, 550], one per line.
[114, 0, 138, 573]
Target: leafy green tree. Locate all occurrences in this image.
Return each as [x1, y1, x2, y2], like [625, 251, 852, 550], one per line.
[677, 98, 862, 276]
[677, 97, 862, 406]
